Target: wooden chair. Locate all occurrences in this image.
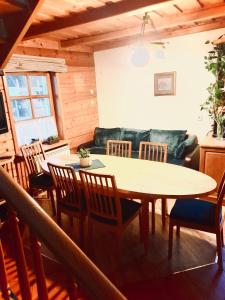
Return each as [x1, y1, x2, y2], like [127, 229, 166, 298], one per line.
[106, 140, 132, 158]
[139, 141, 168, 234]
[0, 156, 16, 222]
[48, 163, 86, 246]
[168, 171, 225, 270]
[21, 141, 56, 215]
[0, 208, 77, 300]
[79, 170, 143, 257]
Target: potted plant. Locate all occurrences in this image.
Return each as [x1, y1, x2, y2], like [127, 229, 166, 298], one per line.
[77, 148, 91, 167]
[201, 40, 225, 139]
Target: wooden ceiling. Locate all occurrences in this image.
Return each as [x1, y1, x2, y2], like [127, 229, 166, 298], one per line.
[0, 0, 225, 68]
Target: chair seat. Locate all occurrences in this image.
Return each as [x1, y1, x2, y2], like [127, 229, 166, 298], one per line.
[59, 202, 80, 212]
[90, 198, 141, 225]
[30, 173, 53, 188]
[58, 191, 86, 211]
[170, 198, 222, 226]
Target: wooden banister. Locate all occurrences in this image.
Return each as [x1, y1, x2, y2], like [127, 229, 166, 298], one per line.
[0, 166, 126, 300]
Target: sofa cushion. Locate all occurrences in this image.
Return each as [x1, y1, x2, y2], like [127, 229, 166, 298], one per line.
[89, 146, 106, 155]
[167, 156, 185, 166]
[94, 127, 122, 147]
[121, 128, 150, 150]
[174, 134, 198, 159]
[131, 150, 140, 159]
[150, 129, 187, 157]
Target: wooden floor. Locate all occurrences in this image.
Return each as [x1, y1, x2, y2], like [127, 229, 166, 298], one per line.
[39, 198, 225, 300]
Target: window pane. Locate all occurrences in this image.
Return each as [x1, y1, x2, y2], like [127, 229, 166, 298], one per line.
[32, 98, 51, 118]
[12, 99, 32, 121]
[6, 75, 29, 97]
[15, 116, 58, 146]
[29, 76, 48, 96]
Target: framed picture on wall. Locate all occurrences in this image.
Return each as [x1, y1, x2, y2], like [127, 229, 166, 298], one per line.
[154, 72, 176, 96]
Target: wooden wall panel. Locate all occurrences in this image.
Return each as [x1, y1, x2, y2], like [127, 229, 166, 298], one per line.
[16, 46, 95, 67]
[0, 76, 15, 156]
[13, 46, 99, 152]
[57, 66, 98, 150]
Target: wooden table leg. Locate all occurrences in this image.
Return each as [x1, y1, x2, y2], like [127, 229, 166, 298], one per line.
[141, 199, 149, 255]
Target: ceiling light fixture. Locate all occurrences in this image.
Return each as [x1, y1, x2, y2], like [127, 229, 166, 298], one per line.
[131, 12, 168, 67]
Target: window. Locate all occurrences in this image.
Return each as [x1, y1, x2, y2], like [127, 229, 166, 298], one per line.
[6, 73, 58, 146]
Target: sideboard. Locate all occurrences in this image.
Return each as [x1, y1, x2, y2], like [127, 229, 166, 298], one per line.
[199, 136, 225, 204]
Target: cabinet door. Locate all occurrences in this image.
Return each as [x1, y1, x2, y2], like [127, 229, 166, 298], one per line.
[204, 151, 225, 188]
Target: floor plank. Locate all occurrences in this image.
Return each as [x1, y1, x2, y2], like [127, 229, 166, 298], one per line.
[34, 198, 225, 299]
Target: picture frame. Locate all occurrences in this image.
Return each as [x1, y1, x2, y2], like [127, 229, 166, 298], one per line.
[154, 71, 176, 96]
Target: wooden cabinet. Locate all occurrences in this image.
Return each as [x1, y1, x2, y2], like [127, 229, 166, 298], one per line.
[199, 136, 225, 203]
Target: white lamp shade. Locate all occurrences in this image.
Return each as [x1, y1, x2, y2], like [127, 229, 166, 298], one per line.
[131, 46, 150, 67]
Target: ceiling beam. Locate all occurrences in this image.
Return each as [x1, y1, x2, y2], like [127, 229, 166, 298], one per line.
[0, 0, 45, 69]
[25, 0, 172, 40]
[92, 18, 225, 52]
[61, 2, 225, 48]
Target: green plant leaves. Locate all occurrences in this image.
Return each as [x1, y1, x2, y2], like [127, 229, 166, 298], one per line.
[78, 148, 90, 158]
[201, 40, 225, 122]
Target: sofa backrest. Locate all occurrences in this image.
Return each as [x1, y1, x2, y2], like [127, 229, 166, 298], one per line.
[120, 128, 150, 150]
[149, 129, 187, 158]
[94, 127, 122, 147]
[93, 127, 198, 159]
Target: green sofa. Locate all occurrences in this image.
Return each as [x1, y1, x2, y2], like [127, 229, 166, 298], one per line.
[78, 127, 200, 170]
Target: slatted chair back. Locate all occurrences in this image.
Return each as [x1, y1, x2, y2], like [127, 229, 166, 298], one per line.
[216, 170, 225, 219]
[0, 209, 50, 300]
[106, 140, 132, 158]
[21, 141, 46, 176]
[48, 163, 82, 211]
[139, 141, 168, 162]
[0, 156, 16, 180]
[79, 170, 122, 226]
[0, 166, 127, 300]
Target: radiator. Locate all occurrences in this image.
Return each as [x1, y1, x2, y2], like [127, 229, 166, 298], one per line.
[45, 145, 70, 158]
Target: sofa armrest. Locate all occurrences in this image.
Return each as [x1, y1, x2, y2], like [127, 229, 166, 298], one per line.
[184, 145, 200, 170]
[77, 140, 95, 151]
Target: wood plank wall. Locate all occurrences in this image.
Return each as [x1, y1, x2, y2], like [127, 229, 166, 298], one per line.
[0, 46, 99, 154]
[57, 66, 98, 151]
[0, 44, 98, 190]
[0, 77, 15, 156]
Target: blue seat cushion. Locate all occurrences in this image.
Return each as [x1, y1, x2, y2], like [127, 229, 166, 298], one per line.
[170, 198, 221, 226]
[30, 173, 53, 188]
[90, 198, 141, 225]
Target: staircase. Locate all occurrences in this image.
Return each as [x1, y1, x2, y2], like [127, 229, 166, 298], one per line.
[0, 160, 126, 299]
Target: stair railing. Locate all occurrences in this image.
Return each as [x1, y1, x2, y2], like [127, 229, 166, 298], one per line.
[0, 166, 126, 300]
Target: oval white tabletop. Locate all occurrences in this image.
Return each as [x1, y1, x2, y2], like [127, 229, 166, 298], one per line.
[42, 154, 217, 200]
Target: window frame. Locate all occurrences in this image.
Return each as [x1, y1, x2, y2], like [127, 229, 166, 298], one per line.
[6, 72, 55, 123]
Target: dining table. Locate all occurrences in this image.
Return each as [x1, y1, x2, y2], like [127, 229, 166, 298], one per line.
[41, 153, 217, 253]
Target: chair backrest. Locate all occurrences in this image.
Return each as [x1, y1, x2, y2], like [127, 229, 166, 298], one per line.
[48, 163, 83, 211]
[216, 170, 225, 215]
[21, 141, 46, 176]
[0, 166, 126, 300]
[79, 170, 122, 226]
[0, 156, 16, 179]
[139, 141, 168, 162]
[0, 209, 52, 300]
[106, 140, 132, 158]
